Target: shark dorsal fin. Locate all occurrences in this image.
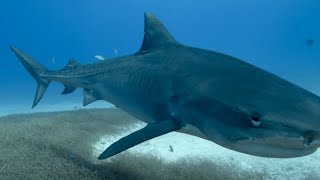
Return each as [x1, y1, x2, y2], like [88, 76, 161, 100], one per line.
[62, 59, 80, 70]
[139, 12, 178, 52]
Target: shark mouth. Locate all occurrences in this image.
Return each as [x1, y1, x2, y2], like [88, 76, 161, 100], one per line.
[236, 136, 319, 158]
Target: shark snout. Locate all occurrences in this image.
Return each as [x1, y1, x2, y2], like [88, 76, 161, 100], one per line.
[304, 132, 320, 148]
[237, 131, 320, 150]
[309, 139, 320, 148]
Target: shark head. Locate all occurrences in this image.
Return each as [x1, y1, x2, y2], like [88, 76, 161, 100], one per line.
[177, 96, 320, 158]
[180, 86, 320, 158]
[233, 106, 320, 158]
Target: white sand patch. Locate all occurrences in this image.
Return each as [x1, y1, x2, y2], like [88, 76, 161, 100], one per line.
[93, 123, 320, 179]
[93, 122, 226, 162]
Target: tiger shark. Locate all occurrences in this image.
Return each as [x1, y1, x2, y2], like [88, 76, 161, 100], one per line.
[11, 12, 320, 160]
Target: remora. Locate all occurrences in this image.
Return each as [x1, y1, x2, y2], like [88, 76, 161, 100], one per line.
[11, 12, 320, 159]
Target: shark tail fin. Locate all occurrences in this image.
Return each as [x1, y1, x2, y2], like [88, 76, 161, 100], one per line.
[11, 46, 50, 108]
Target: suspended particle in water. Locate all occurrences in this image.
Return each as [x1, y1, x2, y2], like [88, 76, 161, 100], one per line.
[305, 38, 314, 47]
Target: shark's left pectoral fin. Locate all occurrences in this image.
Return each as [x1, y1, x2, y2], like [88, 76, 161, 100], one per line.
[98, 119, 182, 160]
[83, 89, 101, 106]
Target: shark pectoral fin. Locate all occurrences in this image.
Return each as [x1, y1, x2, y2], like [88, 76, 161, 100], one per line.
[98, 119, 182, 160]
[83, 89, 100, 106]
[61, 85, 76, 95]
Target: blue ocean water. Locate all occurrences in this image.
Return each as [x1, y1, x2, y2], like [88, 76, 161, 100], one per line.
[1, 1, 319, 107]
[0, 1, 320, 179]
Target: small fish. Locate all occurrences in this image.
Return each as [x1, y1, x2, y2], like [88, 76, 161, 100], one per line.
[12, 12, 320, 161]
[94, 55, 106, 61]
[51, 57, 56, 64]
[114, 48, 118, 56]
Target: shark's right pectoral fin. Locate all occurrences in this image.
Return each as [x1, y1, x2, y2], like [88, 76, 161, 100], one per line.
[98, 119, 182, 160]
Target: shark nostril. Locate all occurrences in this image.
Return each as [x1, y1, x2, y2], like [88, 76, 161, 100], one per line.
[303, 131, 316, 148]
[304, 137, 312, 148]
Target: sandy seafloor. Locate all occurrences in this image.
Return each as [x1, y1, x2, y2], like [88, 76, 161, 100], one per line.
[0, 101, 319, 180]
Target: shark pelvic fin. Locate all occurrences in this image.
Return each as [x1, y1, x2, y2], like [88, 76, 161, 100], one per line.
[83, 89, 100, 106]
[98, 119, 182, 160]
[139, 12, 178, 52]
[61, 85, 76, 95]
[11, 46, 50, 108]
[62, 59, 81, 70]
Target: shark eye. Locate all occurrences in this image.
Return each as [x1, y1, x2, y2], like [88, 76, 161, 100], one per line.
[251, 112, 261, 127]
